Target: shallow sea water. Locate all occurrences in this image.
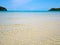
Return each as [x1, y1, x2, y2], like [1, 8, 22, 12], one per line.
[0, 12, 60, 45]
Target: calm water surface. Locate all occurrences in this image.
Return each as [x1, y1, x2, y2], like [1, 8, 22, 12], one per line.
[0, 11, 60, 45]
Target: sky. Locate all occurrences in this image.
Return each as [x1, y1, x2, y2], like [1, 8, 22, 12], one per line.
[0, 0, 60, 10]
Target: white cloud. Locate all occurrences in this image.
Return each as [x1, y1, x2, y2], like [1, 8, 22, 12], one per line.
[13, 0, 31, 4]
[12, 0, 32, 10]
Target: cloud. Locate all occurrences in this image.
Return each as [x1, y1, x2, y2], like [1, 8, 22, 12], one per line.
[12, 0, 32, 10]
[13, 0, 32, 4]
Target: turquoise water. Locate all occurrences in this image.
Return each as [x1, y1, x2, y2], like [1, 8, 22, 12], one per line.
[0, 11, 60, 24]
[0, 11, 60, 45]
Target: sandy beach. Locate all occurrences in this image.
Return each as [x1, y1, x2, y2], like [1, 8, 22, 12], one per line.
[0, 12, 60, 45]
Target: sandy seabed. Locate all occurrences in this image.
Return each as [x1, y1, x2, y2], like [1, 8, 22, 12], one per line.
[0, 13, 60, 45]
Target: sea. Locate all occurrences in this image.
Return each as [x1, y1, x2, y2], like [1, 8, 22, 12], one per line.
[0, 11, 60, 45]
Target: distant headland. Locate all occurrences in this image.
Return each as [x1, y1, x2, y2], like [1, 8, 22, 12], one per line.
[49, 8, 60, 11]
[0, 6, 7, 11]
